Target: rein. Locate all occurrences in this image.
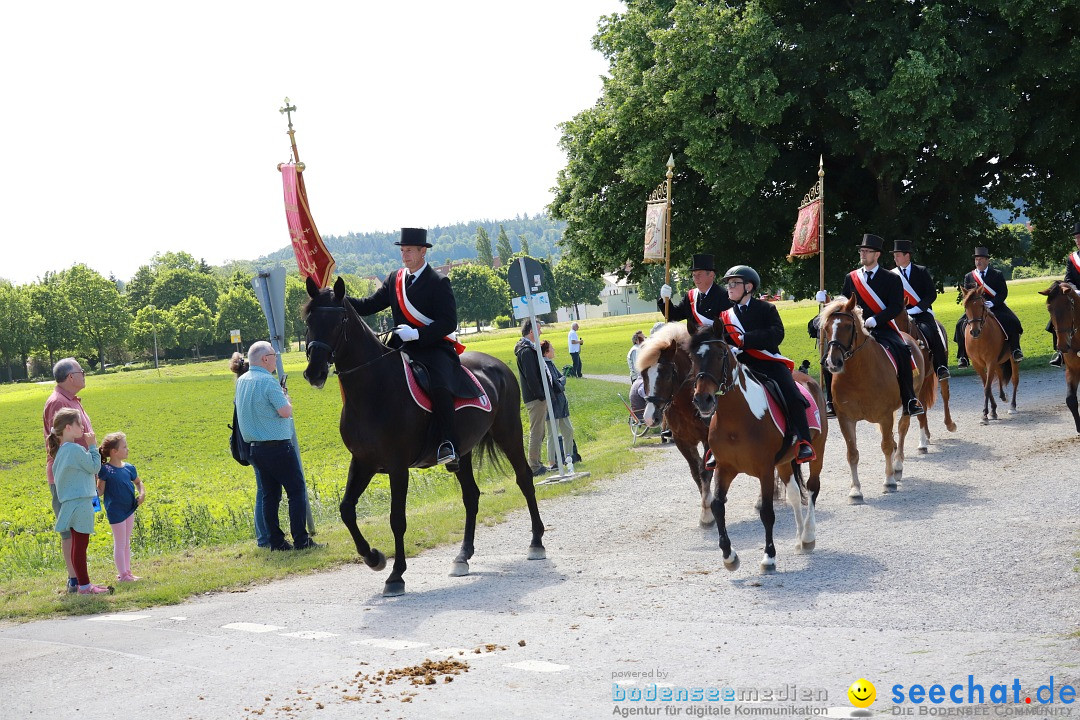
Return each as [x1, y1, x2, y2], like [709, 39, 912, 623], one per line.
[821, 311, 868, 363]
[306, 304, 399, 377]
[645, 358, 693, 410]
[696, 339, 734, 396]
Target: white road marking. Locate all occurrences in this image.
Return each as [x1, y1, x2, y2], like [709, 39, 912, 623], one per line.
[89, 614, 151, 623]
[168, 617, 187, 621]
[221, 622, 285, 633]
[352, 638, 428, 650]
[505, 660, 569, 672]
[279, 630, 338, 640]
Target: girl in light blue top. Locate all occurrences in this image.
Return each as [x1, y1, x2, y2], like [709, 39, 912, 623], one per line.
[49, 408, 112, 595]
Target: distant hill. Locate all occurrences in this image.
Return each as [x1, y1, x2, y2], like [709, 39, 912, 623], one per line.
[260, 213, 566, 278]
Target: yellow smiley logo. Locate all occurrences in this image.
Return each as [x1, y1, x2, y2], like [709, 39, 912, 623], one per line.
[848, 679, 876, 708]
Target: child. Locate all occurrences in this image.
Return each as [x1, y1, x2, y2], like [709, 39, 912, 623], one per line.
[49, 408, 112, 595]
[541, 341, 577, 471]
[98, 432, 145, 582]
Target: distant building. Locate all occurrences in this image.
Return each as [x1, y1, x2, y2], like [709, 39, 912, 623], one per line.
[556, 273, 656, 321]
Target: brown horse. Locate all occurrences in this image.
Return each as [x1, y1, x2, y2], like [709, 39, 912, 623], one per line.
[819, 296, 926, 501]
[962, 287, 1018, 423]
[894, 313, 956, 447]
[635, 323, 714, 525]
[1039, 281, 1080, 434]
[689, 326, 827, 573]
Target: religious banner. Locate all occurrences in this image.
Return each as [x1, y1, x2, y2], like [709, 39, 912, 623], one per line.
[643, 201, 667, 262]
[280, 162, 336, 288]
[789, 196, 821, 258]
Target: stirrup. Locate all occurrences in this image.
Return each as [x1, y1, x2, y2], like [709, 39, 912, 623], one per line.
[704, 449, 716, 471]
[1050, 352, 1063, 368]
[436, 441, 458, 465]
[825, 400, 836, 419]
[1012, 348, 1024, 361]
[903, 399, 925, 417]
[957, 357, 969, 369]
[935, 365, 951, 380]
[795, 440, 816, 464]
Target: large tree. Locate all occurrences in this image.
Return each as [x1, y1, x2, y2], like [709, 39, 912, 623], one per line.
[28, 275, 79, 366]
[150, 268, 221, 312]
[553, 258, 605, 321]
[214, 285, 266, 347]
[495, 225, 515, 268]
[551, 0, 1080, 297]
[475, 226, 494, 268]
[172, 296, 214, 359]
[64, 264, 132, 369]
[449, 264, 511, 331]
[131, 305, 177, 361]
[0, 282, 33, 382]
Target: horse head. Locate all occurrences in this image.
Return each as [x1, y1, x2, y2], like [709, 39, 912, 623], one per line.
[1040, 281, 1079, 352]
[963, 286, 987, 338]
[636, 323, 691, 427]
[819, 295, 866, 374]
[302, 277, 350, 389]
[688, 325, 735, 419]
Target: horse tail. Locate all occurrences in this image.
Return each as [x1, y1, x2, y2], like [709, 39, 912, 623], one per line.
[791, 460, 805, 491]
[1001, 359, 1013, 384]
[922, 367, 938, 408]
[472, 431, 508, 474]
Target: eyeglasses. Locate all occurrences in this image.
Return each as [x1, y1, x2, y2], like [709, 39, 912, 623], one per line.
[70, 371, 85, 376]
[725, 280, 744, 288]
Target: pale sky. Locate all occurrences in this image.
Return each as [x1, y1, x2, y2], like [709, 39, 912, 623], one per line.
[1, 0, 622, 285]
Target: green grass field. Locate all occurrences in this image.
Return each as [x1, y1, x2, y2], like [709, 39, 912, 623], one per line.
[0, 276, 1061, 619]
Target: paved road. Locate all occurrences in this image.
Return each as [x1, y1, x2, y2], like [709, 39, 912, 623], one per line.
[1, 371, 1077, 720]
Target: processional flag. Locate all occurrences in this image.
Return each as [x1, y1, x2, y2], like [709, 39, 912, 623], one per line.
[788, 156, 825, 261]
[278, 99, 336, 289]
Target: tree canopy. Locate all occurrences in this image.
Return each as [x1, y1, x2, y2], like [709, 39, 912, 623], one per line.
[551, 0, 1080, 296]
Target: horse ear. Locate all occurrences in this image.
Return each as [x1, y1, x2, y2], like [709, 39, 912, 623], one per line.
[333, 277, 347, 302]
[843, 295, 856, 311]
[1039, 283, 1054, 296]
[305, 276, 320, 298]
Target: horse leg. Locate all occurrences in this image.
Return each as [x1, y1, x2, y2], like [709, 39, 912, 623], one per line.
[976, 364, 992, 424]
[781, 462, 814, 552]
[1008, 359, 1019, 414]
[879, 415, 898, 492]
[491, 421, 547, 560]
[838, 417, 863, 503]
[710, 471, 739, 571]
[894, 413, 909, 482]
[1066, 369, 1080, 434]
[340, 459, 385, 571]
[940, 377, 957, 432]
[916, 412, 930, 454]
[383, 469, 410, 597]
[674, 437, 713, 526]
[987, 365, 999, 420]
[757, 472, 777, 573]
[450, 452, 479, 577]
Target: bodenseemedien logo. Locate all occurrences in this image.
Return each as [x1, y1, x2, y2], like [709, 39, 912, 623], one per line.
[849, 679, 877, 709]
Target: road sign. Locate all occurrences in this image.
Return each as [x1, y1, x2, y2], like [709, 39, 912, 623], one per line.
[512, 292, 550, 320]
[507, 257, 546, 297]
[230, 330, 241, 344]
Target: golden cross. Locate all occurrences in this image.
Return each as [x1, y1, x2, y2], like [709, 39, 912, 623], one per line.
[279, 98, 296, 130]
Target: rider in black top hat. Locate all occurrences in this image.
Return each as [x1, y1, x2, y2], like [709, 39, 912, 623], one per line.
[349, 228, 467, 472]
[838, 234, 925, 417]
[657, 253, 733, 334]
[1048, 223, 1080, 367]
[954, 246, 1024, 367]
[891, 239, 950, 380]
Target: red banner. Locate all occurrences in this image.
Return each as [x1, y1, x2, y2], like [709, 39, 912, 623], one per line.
[789, 198, 821, 258]
[280, 163, 336, 288]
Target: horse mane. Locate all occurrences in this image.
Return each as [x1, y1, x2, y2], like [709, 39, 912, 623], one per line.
[1042, 280, 1079, 302]
[819, 296, 869, 338]
[636, 323, 691, 372]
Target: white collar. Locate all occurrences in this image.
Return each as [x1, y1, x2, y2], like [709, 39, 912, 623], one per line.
[406, 262, 428, 279]
[862, 264, 879, 274]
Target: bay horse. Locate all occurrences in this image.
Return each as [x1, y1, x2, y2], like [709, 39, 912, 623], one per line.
[688, 325, 827, 573]
[634, 323, 714, 525]
[819, 296, 926, 501]
[962, 287, 1018, 423]
[302, 277, 545, 596]
[894, 312, 956, 447]
[1039, 281, 1080, 434]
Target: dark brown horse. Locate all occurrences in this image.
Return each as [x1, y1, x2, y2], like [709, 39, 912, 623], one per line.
[819, 296, 926, 501]
[689, 326, 828, 573]
[962, 287, 1018, 423]
[302, 278, 545, 596]
[1039, 280, 1080, 434]
[634, 323, 713, 525]
[894, 312, 956, 446]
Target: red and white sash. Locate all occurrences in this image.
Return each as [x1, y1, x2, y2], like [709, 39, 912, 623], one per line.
[686, 288, 714, 328]
[848, 270, 900, 333]
[720, 307, 795, 370]
[970, 269, 997, 298]
[890, 266, 930, 314]
[395, 269, 466, 354]
[1068, 252, 1080, 277]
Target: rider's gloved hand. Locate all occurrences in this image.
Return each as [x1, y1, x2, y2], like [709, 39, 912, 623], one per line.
[864, 316, 878, 329]
[393, 324, 419, 342]
[983, 300, 994, 308]
[814, 290, 828, 303]
[660, 284, 672, 300]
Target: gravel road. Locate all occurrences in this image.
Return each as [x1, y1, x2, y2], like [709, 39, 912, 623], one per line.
[1, 370, 1077, 720]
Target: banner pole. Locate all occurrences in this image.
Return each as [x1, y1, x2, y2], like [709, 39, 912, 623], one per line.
[664, 154, 674, 321]
[279, 97, 300, 164]
[817, 155, 825, 386]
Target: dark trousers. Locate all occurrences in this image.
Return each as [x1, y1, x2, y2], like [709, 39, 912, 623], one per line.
[955, 310, 1021, 358]
[250, 442, 310, 548]
[912, 314, 948, 370]
[570, 351, 582, 377]
[430, 387, 459, 451]
[746, 359, 811, 442]
[872, 328, 916, 403]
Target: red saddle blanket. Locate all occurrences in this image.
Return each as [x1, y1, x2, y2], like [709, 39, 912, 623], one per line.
[401, 354, 491, 413]
[764, 381, 822, 437]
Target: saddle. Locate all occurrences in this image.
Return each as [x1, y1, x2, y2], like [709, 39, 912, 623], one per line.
[402, 355, 491, 414]
[743, 368, 820, 458]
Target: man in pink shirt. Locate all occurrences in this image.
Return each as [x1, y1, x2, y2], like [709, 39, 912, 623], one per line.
[43, 357, 95, 593]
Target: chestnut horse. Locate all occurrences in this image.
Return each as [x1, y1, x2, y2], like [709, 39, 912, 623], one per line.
[688, 326, 827, 573]
[635, 323, 714, 525]
[894, 313, 956, 446]
[302, 278, 545, 596]
[819, 296, 926, 501]
[962, 287, 1018, 423]
[1039, 281, 1080, 434]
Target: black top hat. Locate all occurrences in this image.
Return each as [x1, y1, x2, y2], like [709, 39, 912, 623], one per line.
[394, 228, 431, 248]
[1072, 222, 1080, 235]
[973, 246, 991, 258]
[857, 234, 885, 252]
[691, 254, 715, 272]
[892, 239, 913, 254]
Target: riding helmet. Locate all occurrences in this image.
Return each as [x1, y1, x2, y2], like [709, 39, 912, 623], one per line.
[722, 265, 761, 292]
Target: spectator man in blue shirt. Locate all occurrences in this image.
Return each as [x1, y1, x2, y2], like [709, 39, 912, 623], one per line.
[234, 341, 323, 551]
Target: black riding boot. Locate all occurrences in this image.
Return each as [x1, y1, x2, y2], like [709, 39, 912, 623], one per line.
[954, 317, 968, 367]
[822, 368, 835, 418]
[430, 388, 459, 472]
[896, 348, 924, 416]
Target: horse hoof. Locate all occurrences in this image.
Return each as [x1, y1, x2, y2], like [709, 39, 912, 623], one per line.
[723, 553, 740, 572]
[760, 561, 777, 574]
[800, 540, 816, 552]
[883, 483, 897, 493]
[980, 418, 989, 426]
[946, 422, 957, 432]
[382, 580, 405, 597]
[918, 446, 928, 455]
[848, 493, 864, 505]
[366, 550, 387, 572]
[449, 561, 469, 577]
[527, 546, 547, 560]
[1008, 408, 1017, 415]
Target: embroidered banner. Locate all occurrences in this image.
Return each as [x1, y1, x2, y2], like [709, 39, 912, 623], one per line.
[280, 163, 336, 288]
[789, 198, 821, 258]
[643, 202, 667, 262]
